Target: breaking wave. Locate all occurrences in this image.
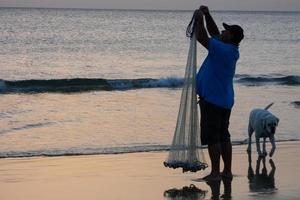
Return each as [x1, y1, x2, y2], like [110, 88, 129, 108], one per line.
[0, 74, 299, 94]
[0, 77, 183, 94]
[235, 74, 300, 86]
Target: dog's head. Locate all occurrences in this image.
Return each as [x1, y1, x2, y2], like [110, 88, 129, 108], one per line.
[262, 115, 279, 134]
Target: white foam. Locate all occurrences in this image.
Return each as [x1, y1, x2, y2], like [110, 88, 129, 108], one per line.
[141, 77, 183, 88]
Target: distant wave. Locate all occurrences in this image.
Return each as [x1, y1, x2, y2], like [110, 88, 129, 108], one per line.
[0, 74, 299, 94]
[291, 101, 300, 108]
[0, 77, 183, 94]
[235, 74, 300, 86]
[0, 122, 55, 135]
[0, 139, 298, 159]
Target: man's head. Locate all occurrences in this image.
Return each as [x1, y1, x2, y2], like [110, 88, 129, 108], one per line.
[220, 23, 244, 46]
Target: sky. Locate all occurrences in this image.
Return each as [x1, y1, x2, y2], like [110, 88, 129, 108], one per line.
[0, 0, 300, 11]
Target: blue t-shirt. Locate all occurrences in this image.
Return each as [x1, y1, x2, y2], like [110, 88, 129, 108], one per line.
[196, 38, 239, 109]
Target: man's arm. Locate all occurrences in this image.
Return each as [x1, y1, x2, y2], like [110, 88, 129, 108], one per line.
[200, 6, 220, 37]
[194, 10, 209, 49]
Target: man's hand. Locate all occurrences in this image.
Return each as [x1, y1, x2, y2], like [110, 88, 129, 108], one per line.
[193, 9, 203, 21]
[200, 5, 220, 37]
[200, 5, 209, 15]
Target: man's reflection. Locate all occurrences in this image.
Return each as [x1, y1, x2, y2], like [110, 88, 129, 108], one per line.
[206, 177, 232, 200]
[247, 151, 277, 193]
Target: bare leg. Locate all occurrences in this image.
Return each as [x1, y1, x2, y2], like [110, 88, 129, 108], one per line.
[221, 141, 232, 178]
[209, 143, 221, 174]
[203, 143, 221, 181]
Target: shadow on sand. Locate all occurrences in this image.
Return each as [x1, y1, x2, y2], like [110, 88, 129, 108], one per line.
[247, 151, 277, 194]
[164, 152, 277, 199]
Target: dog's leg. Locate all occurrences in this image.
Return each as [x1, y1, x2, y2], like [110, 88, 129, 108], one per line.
[269, 159, 276, 180]
[247, 124, 254, 152]
[262, 138, 267, 156]
[262, 157, 267, 175]
[247, 151, 254, 181]
[269, 136, 276, 157]
[255, 156, 262, 174]
[256, 137, 263, 157]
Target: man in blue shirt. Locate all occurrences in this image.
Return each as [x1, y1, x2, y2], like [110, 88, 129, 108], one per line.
[194, 6, 244, 181]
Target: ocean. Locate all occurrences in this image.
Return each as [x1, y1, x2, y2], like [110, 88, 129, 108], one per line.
[0, 8, 299, 158]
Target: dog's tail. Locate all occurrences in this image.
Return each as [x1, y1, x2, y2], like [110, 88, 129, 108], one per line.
[264, 102, 274, 110]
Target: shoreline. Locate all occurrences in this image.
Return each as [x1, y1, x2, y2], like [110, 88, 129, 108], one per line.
[0, 141, 300, 199]
[0, 139, 299, 159]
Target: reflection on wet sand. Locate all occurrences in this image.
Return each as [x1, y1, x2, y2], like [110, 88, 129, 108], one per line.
[247, 151, 277, 193]
[206, 178, 232, 200]
[164, 184, 207, 200]
[164, 178, 232, 200]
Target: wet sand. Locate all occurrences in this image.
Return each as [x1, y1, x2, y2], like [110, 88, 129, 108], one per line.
[0, 141, 299, 200]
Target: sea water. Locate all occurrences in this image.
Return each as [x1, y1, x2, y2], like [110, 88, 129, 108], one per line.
[0, 8, 299, 158]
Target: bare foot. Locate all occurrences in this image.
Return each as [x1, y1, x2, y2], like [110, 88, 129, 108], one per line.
[202, 173, 221, 182]
[221, 171, 233, 180]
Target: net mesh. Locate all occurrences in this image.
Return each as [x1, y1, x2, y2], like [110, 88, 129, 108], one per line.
[164, 33, 207, 173]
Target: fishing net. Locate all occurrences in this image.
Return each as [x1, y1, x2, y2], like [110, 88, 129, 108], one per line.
[164, 15, 207, 173]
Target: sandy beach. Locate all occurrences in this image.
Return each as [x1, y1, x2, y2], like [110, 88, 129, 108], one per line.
[0, 141, 299, 200]
[0, 8, 299, 200]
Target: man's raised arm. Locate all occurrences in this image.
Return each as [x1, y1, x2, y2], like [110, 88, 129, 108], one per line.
[200, 6, 220, 37]
[194, 10, 209, 49]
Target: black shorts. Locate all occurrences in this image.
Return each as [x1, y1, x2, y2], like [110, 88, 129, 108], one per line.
[199, 98, 231, 145]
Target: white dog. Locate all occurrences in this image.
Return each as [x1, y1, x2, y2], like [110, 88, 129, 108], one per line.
[247, 103, 279, 157]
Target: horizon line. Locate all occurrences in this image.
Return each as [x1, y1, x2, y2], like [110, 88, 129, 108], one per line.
[0, 6, 299, 13]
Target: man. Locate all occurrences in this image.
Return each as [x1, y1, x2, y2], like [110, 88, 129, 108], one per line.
[194, 6, 244, 181]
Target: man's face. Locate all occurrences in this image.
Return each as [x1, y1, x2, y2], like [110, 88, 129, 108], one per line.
[220, 30, 234, 44]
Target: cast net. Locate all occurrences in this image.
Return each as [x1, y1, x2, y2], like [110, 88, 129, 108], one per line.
[164, 15, 207, 173]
